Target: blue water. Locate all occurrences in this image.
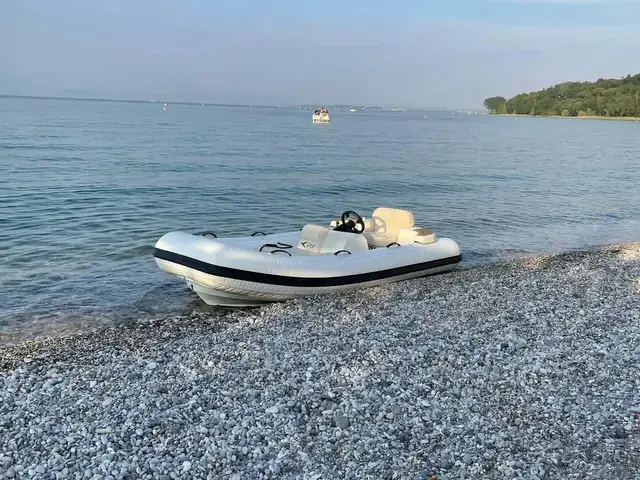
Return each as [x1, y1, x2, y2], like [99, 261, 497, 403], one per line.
[1, 96, 639, 344]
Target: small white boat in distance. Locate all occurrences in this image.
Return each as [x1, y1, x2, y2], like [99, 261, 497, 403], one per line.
[312, 107, 331, 123]
[153, 208, 461, 307]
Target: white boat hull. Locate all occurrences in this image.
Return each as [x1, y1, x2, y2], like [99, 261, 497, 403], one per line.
[156, 256, 459, 307]
[312, 114, 330, 124]
[153, 212, 462, 307]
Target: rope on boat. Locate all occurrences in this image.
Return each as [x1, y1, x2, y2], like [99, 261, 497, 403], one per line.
[270, 249, 292, 256]
[259, 242, 293, 252]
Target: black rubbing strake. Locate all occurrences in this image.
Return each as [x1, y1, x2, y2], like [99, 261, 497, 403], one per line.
[153, 248, 461, 287]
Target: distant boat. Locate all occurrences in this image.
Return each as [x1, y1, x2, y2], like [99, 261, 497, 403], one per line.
[313, 107, 331, 124]
[163, 103, 167, 111]
[349, 108, 356, 112]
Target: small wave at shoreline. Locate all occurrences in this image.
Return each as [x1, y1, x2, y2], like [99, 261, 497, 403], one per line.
[2, 241, 637, 349]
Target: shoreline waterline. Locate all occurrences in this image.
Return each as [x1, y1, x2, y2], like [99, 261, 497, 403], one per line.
[0, 240, 636, 351]
[1, 241, 638, 478]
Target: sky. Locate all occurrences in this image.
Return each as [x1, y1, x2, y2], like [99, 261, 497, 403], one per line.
[2, 0, 640, 109]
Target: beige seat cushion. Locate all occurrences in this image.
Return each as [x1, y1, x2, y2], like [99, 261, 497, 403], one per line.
[364, 208, 415, 245]
[397, 227, 437, 244]
[364, 232, 396, 248]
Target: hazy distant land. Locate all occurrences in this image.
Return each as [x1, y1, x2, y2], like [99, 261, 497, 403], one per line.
[0, 94, 488, 115]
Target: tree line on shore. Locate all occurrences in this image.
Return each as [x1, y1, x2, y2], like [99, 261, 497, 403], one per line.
[484, 73, 640, 118]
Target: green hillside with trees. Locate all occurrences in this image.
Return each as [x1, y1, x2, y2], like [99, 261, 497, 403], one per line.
[484, 73, 640, 118]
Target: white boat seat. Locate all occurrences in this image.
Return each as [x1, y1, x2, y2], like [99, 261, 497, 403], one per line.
[296, 224, 329, 254]
[364, 207, 416, 247]
[297, 224, 369, 255]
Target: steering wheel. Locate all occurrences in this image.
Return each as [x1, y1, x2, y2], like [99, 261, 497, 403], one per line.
[339, 210, 365, 234]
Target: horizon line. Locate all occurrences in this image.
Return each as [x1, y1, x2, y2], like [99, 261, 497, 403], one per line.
[0, 93, 484, 112]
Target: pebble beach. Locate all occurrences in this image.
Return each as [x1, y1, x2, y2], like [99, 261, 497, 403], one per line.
[1, 242, 639, 480]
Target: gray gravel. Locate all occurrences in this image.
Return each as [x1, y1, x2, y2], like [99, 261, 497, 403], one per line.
[1, 242, 639, 479]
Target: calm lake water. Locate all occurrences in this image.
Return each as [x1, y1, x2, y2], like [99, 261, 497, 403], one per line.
[1, 96, 639, 344]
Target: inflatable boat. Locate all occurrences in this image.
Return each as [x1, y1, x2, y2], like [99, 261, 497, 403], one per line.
[153, 208, 462, 307]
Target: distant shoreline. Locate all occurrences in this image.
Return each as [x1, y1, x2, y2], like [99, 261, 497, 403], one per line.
[0, 94, 421, 112]
[0, 93, 280, 110]
[496, 113, 640, 122]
